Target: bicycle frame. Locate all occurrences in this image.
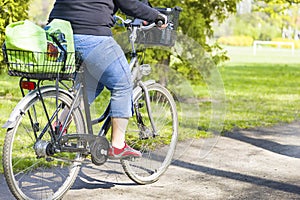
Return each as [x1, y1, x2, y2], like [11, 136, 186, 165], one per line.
[3, 22, 159, 155]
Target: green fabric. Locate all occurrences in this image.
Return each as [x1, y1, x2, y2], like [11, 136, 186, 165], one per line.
[5, 20, 47, 52]
[44, 19, 76, 74]
[5, 20, 47, 72]
[5, 19, 75, 74]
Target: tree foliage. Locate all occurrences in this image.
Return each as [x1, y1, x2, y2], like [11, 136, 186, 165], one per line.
[0, 0, 30, 64]
[216, 1, 300, 42]
[150, 0, 240, 54]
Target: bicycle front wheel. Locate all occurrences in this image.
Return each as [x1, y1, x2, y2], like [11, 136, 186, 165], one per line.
[2, 87, 85, 200]
[121, 83, 178, 184]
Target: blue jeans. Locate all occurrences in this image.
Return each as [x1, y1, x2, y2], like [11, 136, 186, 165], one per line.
[74, 34, 133, 118]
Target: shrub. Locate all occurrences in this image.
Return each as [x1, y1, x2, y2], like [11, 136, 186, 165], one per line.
[0, 0, 30, 66]
[217, 35, 254, 46]
[271, 38, 300, 49]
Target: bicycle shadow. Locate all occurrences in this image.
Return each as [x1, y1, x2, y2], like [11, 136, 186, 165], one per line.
[0, 174, 15, 200]
[70, 161, 136, 190]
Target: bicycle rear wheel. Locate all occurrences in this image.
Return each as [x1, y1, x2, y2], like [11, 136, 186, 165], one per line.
[121, 83, 178, 184]
[2, 87, 85, 200]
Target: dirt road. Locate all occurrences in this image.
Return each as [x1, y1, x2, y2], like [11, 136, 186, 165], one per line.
[1, 122, 300, 199]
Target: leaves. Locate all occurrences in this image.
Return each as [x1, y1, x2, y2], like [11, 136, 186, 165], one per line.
[0, 0, 30, 64]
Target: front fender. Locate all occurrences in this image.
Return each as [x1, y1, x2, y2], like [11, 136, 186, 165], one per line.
[2, 86, 73, 129]
[133, 80, 156, 98]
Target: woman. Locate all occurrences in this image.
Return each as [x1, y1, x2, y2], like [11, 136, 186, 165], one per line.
[48, 0, 166, 159]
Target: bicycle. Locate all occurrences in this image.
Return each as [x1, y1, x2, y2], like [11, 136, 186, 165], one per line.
[2, 7, 181, 200]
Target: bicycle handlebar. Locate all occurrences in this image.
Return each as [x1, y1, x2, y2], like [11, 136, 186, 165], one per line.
[114, 15, 166, 31]
[114, 15, 171, 52]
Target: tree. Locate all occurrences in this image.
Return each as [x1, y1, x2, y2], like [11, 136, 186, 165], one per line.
[217, 1, 300, 42]
[0, 0, 30, 65]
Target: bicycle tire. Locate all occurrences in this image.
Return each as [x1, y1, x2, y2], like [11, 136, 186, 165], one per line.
[121, 83, 178, 184]
[2, 87, 85, 200]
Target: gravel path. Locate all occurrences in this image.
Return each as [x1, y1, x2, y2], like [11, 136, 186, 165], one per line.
[1, 122, 300, 199]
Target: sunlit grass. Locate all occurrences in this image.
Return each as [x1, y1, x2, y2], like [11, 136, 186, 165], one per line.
[220, 47, 300, 131]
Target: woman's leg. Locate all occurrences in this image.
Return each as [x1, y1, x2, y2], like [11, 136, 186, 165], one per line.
[76, 35, 140, 159]
[111, 118, 127, 148]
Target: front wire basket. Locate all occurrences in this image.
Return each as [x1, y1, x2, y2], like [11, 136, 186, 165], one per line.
[135, 6, 182, 47]
[3, 48, 81, 80]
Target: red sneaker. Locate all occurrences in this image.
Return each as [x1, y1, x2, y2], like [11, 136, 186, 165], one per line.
[52, 121, 67, 135]
[108, 143, 142, 160]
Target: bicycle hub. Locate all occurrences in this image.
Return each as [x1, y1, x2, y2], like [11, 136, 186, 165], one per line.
[34, 140, 55, 158]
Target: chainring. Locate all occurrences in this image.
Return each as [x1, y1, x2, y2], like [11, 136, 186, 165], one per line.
[90, 136, 109, 166]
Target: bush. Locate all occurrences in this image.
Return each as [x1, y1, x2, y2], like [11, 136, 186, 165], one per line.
[217, 35, 254, 46]
[271, 38, 300, 49]
[0, 0, 30, 66]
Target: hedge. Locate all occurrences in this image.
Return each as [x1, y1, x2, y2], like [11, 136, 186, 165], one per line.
[0, 0, 30, 65]
[217, 35, 254, 46]
[271, 38, 300, 49]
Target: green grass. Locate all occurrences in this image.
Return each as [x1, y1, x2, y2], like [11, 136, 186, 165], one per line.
[174, 45, 300, 136]
[220, 45, 300, 131]
[220, 64, 300, 130]
[223, 45, 300, 65]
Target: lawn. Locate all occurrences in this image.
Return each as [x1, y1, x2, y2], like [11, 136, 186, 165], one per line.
[221, 64, 300, 130]
[223, 45, 300, 65]
[220, 46, 300, 130]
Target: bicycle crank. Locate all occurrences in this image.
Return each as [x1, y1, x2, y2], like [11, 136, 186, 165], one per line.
[90, 136, 109, 165]
[59, 134, 109, 165]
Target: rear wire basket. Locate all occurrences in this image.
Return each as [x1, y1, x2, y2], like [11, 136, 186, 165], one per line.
[2, 47, 82, 80]
[135, 6, 182, 47]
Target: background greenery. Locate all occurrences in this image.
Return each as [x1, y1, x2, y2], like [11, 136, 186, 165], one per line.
[215, 1, 300, 48]
[0, 0, 30, 48]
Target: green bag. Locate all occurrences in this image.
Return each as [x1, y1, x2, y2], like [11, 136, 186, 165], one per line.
[44, 19, 76, 74]
[5, 19, 75, 74]
[5, 20, 47, 72]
